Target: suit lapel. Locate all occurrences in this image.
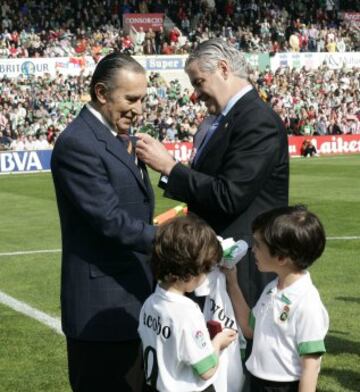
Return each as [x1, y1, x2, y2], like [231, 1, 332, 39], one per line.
[192, 117, 229, 169]
[80, 107, 149, 194]
[192, 89, 258, 169]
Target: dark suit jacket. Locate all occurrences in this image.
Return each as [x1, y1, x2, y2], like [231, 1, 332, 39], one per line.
[51, 106, 156, 342]
[164, 89, 289, 303]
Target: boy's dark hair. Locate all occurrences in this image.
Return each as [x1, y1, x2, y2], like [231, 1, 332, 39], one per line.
[152, 215, 222, 283]
[252, 205, 326, 270]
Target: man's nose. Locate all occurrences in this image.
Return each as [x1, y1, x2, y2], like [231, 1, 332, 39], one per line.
[133, 100, 143, 115]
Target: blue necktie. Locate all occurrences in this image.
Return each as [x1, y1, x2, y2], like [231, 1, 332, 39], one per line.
[193, 114, 223, 164]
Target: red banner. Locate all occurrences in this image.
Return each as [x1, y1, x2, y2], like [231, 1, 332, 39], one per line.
[163, 142, 193, 162]
[123, 13, 164, 32]
[163, 135, 360, 162]
[288, 135, 360, 157]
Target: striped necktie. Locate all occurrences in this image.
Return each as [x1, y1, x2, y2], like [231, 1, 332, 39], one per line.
[193, 114, 223, 164]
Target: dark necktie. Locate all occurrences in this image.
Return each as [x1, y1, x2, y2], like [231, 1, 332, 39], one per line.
[117, 133, 144, 179]
[117, 133, 132, 154]
[193, 114, 223, 164]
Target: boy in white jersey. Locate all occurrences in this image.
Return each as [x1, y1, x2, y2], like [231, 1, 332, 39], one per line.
[225, 205, 329, 392]
[138, 215, 237, 392]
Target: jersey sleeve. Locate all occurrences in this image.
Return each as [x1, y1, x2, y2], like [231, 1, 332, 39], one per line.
[178, 310, 218, 376]
[295, 292, 329, 356]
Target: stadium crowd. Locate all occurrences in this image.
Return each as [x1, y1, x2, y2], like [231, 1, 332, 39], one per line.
[1, 0, 359, 150]
[1, 64, 359, 151]
[0, 0, 359, 58]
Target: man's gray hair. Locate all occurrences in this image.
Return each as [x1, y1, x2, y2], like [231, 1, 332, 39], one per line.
[185, 39, 250, 80]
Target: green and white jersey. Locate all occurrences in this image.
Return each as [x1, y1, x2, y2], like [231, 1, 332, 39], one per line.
[138, 285, 217, 392]
[246, 271, 329, 381]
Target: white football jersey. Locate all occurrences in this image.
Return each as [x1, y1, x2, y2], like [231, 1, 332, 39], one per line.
[139, 285, 218, 392]
[246, 271, 329, 381]
[195, 268, 245, 392]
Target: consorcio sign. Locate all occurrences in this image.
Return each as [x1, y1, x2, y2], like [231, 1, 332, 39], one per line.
[123, 13, 164, 32]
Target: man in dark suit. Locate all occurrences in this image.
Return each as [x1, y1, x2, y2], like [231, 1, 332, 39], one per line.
[51, 53, 155, 392]
[136, 38, 289, 311]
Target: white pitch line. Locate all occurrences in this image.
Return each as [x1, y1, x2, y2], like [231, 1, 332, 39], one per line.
[0, 290, 63, 335]
[0, 237, 360, 258]
[0, 235, 359, 337]
[327, 236, 360, 240]
[0, 249, 61, 257]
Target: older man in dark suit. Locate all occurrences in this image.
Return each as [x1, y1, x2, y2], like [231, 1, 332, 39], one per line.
[51, 53, 155, 392]
[136, 37, 289, 321]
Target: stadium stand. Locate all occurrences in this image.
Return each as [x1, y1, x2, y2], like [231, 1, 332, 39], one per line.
[0, 0, 359, 58]
[0, 0, 359, 150]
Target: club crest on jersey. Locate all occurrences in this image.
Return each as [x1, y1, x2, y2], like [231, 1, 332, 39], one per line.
[194, 330, 207, 349]
[279, 305, 290, 322]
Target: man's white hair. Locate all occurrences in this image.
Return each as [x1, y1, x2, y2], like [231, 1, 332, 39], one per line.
[185, 38, 251, 80]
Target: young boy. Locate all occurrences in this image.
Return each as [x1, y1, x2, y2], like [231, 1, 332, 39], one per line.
[138, 215, 237, 392]
[225, 205, 329, 392]
[194, 237, 248, 392]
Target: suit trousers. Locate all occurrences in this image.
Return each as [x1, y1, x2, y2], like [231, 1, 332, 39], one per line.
[66, 337, 146, 392]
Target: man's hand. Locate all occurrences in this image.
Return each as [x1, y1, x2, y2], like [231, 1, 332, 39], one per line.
[135, 133, 176, 175]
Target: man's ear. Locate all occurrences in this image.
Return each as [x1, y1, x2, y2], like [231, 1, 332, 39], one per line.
[218, 60, 230, 79]
[94, 83, 108, 104]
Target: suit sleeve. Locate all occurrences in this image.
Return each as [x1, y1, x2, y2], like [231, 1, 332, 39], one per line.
[51, 133, 155, 253]
[165, 106, 284, 216]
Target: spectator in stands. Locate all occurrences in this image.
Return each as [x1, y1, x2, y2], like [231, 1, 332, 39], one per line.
[10, 133, 25, 151]
[0, 130, 11, 149]
[154, 25, 166, 54]
[161, 41, 174, 55]
[133, 26, 145, 55]
[328, 118, 343, 134]
[315, 116, 328, 135]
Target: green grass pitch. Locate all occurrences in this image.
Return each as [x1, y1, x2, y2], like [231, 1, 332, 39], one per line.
[0, 155, 359, 391]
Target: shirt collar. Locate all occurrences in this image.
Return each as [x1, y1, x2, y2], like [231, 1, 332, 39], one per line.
[221, 84, 253, 117]
[155, 284, 195, 304]
[86, 102, 117, 137]
[270, 271, 312, 305]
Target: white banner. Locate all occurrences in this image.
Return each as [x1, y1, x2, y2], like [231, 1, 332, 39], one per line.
[1, 54, 270, 81]
[0, 57, 96, 78]
[0, 150, 51, 174]
[271, 52, 360, 71]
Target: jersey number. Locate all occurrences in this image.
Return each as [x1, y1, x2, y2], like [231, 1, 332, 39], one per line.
[144, 345, 159, 388]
